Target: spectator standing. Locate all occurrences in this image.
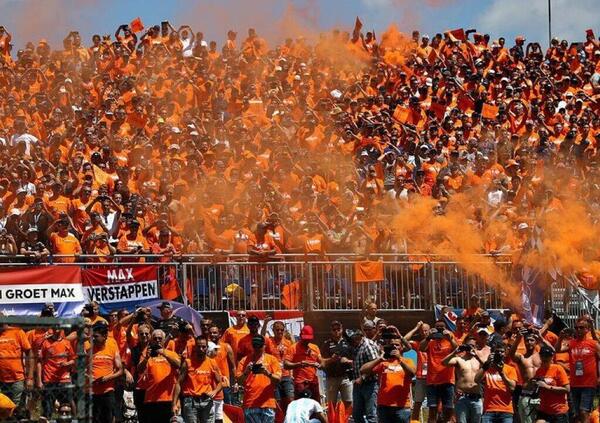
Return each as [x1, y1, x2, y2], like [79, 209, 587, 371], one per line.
[236, 335, 282, 423]
[284, 325, 322, 401]
[475, 344, 517, 423]
[321, 321, 353, 410]
[350, 329, 380, 423]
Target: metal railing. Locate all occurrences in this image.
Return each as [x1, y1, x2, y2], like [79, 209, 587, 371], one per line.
[1, 253, 598, 322]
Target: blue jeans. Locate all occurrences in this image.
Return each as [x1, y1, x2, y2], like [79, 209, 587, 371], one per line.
[182, 396, 215, 423]
[377, 405, 411, 423]
[244, 407, 275, 423]
[455, 395, 483, 423]
[571, 387, 596, 413]
[481, 412, 513, 423]
[352, 380, 378, 423]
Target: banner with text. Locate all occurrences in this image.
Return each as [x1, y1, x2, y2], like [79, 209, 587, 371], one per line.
[0, 266, 84, 317]
[82, 266, 159, 313]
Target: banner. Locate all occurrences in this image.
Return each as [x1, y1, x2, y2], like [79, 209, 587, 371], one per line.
[0, 267, 84, 317]
[228, 310, 304, 340]
[82, 266, 159, 313]
[434, 305, 507, 331]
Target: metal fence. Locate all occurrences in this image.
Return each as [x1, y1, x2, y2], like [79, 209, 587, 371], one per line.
[0, 254, 597, 322]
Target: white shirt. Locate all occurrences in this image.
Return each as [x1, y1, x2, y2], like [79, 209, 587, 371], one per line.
[284, 398, 323, 423]
[11, 133, 38, 155]
[181, 37, 193, 57]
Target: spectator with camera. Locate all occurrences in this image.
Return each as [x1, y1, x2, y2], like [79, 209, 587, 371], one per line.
[420, 319, 458, 423]
[83, 301, 108, 326]
[19, 226, 49, 263]
[475, 344, 517, 423]
[137, 329, 181, 422]
[236, 334, 282, 423]
[442, 337, 485, 423]
[173, 337, 223, 423]
[236, 315, 263, 361]
[532, 346, 570, 423]
[360, 329, 415, 423]
[555, 318, 600, 423]
[321, 321, 353, 411]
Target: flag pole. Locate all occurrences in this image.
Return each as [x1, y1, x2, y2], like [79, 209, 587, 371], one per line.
[548, 0, 552, 46]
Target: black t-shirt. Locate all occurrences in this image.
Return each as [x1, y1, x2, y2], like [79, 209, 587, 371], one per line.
[322, 336, 354, 377]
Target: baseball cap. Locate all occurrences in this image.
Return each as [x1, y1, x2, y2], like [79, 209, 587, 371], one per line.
[158, 301, 172, 310]
[300, 325, 315, 340]
[248, 315, 260, 326]
[251, 335, 265, 348]
[539, 345, 554, 356]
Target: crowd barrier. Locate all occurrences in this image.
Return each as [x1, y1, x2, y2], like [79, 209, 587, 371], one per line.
[1, 253, 587, 317]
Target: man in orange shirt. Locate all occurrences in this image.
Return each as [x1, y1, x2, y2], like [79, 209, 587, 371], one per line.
[555, 318, 600, 422]
[419, 320, 458, 423]
[534, 346, 570, 423]
[360, 335, 415, 422]
[89, 323, 123, 423]
[117, 220, 150, 259]
[284, 325, 322, 401]
[47, 217, 82, 263]
[0, 318, 33, 416]
[174, 337, 223, 423]
[236, 335, 281, 423]
[37, 328, 76, 419]
[475, 344, 517, 423]
[222, 311, 249, 358]
[137, 329, 181, 422]
[266, 321, 294, 412]
[236, 315, 263, 361]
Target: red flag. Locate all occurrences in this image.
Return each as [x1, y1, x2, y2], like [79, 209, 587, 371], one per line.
[457, 95, 475, 113]
[429, 102, 447, 121]
[129, 17, 144, 33]
[223, 404, 244, 423]
[447, 28, 466, 42]
[353, 17, 363, 34]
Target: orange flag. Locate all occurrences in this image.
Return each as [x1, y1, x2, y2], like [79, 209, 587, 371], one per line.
[355, 260, 384, 283]
[129, 17, 144, 33]
[281, 281, 301, 309]
[393, 106, 410, 123]
[481, 103, 499, 120]
[429, 102, 446, 120]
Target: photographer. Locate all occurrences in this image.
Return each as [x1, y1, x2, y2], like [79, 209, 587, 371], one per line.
[475, 344, 517, 423]
[442, 337, 484, 423]
[117, 219, 150, 260]
[533, 346, 569, 423]
[173, 337, 223, 423]
[321, 321, 353, 411]
[137, 329, 181, 422]
[360, 330, 415, 422]
[236, 335, 281, 423]
[419, 320, 458, 423]
[83, 301, 108, 326]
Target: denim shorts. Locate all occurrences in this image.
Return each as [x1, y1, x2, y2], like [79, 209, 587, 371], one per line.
[274, 376, 294, 401]
[426, 383, 455, 409]
[244, 407, 275, 423]
[571, 387, 596, 413]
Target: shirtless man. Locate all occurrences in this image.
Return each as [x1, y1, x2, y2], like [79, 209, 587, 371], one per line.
[508, 330, 546, 423]
[442, 337, 484, 423]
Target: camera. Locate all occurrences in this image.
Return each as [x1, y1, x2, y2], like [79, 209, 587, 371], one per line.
[83, 304, 94, 317]
[383, 344, 396, 359]
[149, 343, 161, 357]
[430, 329, 443, 340]
[251, 363, 263, 374]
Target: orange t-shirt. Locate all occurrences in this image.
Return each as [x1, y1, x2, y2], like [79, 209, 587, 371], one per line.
[425, 339, 455, 385]
[482, 364, 517, 413]
[236, 353, 281, 409]
[266, 337, 293, 378]
[373, 358, 413, 408]
[284, 342, 321, 384]
[568, 338, 599, 387]
[144, 349, 180, 403]
[49, 232, 82, 262]
[89, 338, 119, 395]
[181, 356, 221, 397]
[410, 341, 428, 380]
[40, 337, 75, 383]
[535, 363, 569, 415]
[222, 325, 249, 357]
[0, 328, 31, 382]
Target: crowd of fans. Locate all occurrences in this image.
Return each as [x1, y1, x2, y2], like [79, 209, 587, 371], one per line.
[0, 20, 597, 264]
[2, 301, 600, 423]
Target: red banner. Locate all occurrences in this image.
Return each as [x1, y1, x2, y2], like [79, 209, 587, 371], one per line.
[0, 266, 83, 316]
[82, 266, 158, 308]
